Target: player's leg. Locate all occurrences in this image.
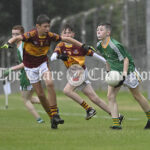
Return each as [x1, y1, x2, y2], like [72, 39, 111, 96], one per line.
[29, 89, 41, 104]
[32, 81, 51, 115]
[21, 90, 44, 123]
[129, 86, 150, 129]
[43, 70, 56, 106]
[24, 63, 63, 129]
[63, 82, 96, 120]
[42, 70, 64, 129]
[82, 84, 111, 115]
[107, 86, 122, 129]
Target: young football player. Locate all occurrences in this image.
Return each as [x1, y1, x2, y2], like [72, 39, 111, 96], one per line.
[0, 14, 95, 129]
[96, 22, 150, 129]
[3, 25, 44, 123]
[51, 24, 124, 122]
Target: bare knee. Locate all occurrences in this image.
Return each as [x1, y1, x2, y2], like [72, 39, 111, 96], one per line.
[45, 80, 54, 88]
[63, 87, 71, 96]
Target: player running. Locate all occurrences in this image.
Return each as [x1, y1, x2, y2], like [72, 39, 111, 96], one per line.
[3, 25, 44, 124]
[0, 14, 95, 129]
[51, 24, 124, 122]
[96, 22, 150, 129]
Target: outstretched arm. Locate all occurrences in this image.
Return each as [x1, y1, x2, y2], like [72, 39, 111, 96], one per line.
[0, 35, 23, 49]
[61, 37, 83, 47]
[92, 53, 106, 64]
[8, 35, 23, 44]
[11, 63, 24, 71]
[2, 63, 24, 78]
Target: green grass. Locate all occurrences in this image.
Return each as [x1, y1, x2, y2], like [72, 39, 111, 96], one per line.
[0, 91, 150, 150]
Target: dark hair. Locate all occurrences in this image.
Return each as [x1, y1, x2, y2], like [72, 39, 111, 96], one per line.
[62, 24, 74, 32]
[98, 22, 112, 31]
[12, 25, 24, 34]
[36, 14, 50, 25]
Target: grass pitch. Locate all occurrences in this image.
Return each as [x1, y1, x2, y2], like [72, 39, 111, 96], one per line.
[0, 91, 150, 150]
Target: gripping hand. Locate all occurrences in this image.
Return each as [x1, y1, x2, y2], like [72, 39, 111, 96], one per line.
[57, 54, 68, 61]
[114, 76, 126, 88]
[82, 44, 97, 52]
[3, 68, 12, 78]
[0, 42, 13, 49]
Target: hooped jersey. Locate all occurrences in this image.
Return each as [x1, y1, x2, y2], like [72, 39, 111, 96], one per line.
[97, 37, 135, 73]
[54, 42, 93, 68]
[22, 29, 61, 68]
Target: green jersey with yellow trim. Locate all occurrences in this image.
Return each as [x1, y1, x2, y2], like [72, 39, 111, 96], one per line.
[97, 37, 135, 73]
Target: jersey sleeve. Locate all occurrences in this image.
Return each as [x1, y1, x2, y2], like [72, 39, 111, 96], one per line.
[54, 42, 64, 54]
[22, 30, 36, 42]
[115, 43, 128, 61]
[48, 32, 61, 42]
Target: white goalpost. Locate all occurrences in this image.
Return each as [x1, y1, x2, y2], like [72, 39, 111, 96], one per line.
[0, 68, 11, 109]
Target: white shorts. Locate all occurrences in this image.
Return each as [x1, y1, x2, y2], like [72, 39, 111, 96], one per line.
[20, 85, 33, 91]
[123, 68, 142, 88]
[74, 68, 91, 91]
[24, 62, 49, 84]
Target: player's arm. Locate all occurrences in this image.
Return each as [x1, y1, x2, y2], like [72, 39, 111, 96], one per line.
[0, 35, 23, 49]
[51, 42, 68, 61]
[11, 63, 24, 71]
[8, 35, 23, 44]
[123, 57, 129, 77]
[2, 63, 24, 78]
[61, 36, 96, 52]
[114, 57, 129, 88]
[50, 52, 58, 61]
[92, 53, 106, 64]
[106, 62, 110, 72]
[50, 52, 68, 61]
[61, 36, 83, 47]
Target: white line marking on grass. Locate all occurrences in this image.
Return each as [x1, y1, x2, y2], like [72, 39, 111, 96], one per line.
[0, 107, 141, 121]
[37, 110, 141, 121]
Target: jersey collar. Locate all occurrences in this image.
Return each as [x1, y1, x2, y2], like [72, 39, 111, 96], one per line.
[101, 37, 110, 48]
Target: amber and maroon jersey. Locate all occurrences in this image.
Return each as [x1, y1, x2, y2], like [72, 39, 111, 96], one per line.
[54, 42, 93, 68]
[22, 29, 61, 68]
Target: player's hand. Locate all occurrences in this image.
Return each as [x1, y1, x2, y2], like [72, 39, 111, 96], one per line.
[82, 44, 97, 52]
[57, 54, 68, 61]
[0, 42, 13, 49]
[114, 75, 126, 88]
[88, 46, 97, 52]
[3, 68, 12, 78]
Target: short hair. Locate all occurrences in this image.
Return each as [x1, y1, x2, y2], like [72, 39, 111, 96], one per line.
[62, 24, 74, 32]
[98, 22, 112, 32]
[12, 25, 24, 34]
[36, 14, 50, 25]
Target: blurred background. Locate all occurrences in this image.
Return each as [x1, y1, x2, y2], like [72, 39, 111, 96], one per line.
[0, 0, 150, 96]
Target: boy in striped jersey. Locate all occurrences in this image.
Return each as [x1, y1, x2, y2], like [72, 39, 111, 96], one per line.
[0, 14, 96, 129]
[96, 23, 150, 129]
[4, 25, 44, 124]
[51, 24, 124, 122]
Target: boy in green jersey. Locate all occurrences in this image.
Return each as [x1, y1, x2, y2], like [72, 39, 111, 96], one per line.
[96, 23, 150, 129]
